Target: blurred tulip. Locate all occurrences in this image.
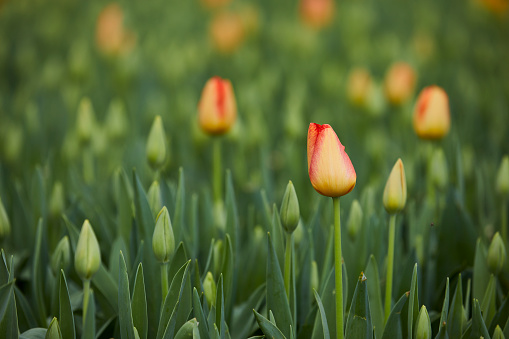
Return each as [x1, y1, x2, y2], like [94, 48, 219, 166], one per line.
[487, 232, 506, 275]
[203, 272, 217, 307]
[51, 236, 71, 274]
[152, 207, 175, 264]
[413, 85, 451, 140]
[210, 12, 245, 54]
[280, 181, 300, 234]
[198, 76, 237, 135]
[384, 62, 417, 105]
[429, 148, 448, 191]
[105, 99, 129, 140]
[147, 181, 162, 218]
[76, 98, 96, 145]
[383, 159, 407, 214]
[96, 3, 136, 57]
[299, 0, 335, 30]
[496, 155, 509, 196]
[347, 67, 373, 107]
[477, 0, 509, 15]
[347, 199, 363, 239]
[146, 115, 168, 170]
[49, 181, 65, 219]
[415, 305, 431, 339]
[201, 0, 232, 10]
[307, 123, 356, 197]
[74, 220, 101, 280]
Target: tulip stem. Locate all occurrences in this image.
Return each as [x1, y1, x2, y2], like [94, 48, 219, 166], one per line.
[82, 279, 91, 327]
[384, 214, 396, 323]
[502, 198, 508, 245]
[213, 138, 223, 204]
[333, 197, 344, 339]
[161, 263, 169, 302]
[284, 232, 293, 298]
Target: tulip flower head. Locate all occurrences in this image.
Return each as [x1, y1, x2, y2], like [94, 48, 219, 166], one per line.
[74, 220, 101, 280]
[347, 67, 373, 107]
[299, 0, 335, 30]
[413, 85, 451, 140]
[210, 12, 245, 54]
[307, 123, 356, 197]
[198, 76, 237, 135]
[95, 3, 136, 56]
[384, 62, 417, 105]
[496, 155, 509, 197]
[383, 159, 407, 214]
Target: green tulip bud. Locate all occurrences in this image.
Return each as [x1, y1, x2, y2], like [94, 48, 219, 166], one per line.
[146, 115, 167, 169]
[0, 196, 11, 238]
[213, 239, 224, 275]
[76, 98, 96, 144]
[487, 232, 506, 275]
[203, 272, 217, 307]
[310, 260, 319, 293]
[415, 305, 431, 339]
[3, 123, 23, 165]
[493, 325, 505, 339]
[49, 181, 65, 219]
[383, 159, 407, 214]
[152, 206, 175, 264]
[147, 181, 162, 218]
[280, 181, 300, 234]
[74, 220, 101, 280]
[174, 318, 199, 338]
[496, 156, 509, 197]
[46, 317, 63, 339]
[105, 99, 129, 140]
[429, 148, 448, 191]
[347, 199, 363, 239]
[51, 236, 71, 275]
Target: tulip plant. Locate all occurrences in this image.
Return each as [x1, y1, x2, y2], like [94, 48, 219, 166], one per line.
[0, 0, 508, 339]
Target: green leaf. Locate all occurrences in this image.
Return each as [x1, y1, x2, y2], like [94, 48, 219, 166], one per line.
[215, 275, 226, 339]
[225, 169, 239, 255]
[489, 293, 509, 334]
[82, 289, 96, 339]
[473, 238, 490, 304]
[311, 268, 336, 339]
[464, 299, 490, 339]
[407, 264, 419, 339]
[271, 207, 285, 270]
[116, 168, 133, 244]
[58, 271, 75, 339]
[168, 243, 189, 283]
[91, 264, 119, 314]
[0, 280, 17, 339]
[381, 292, 408, 339]
[133, 170, 155, 240]
[132, 264, 148, 339]
[254, 310, 286, 339]
[173, 167, 185, 245]
[266, 233, 293, 339]
[19, 328, 47, 339]
[313, 290, 330, 339]
[480, 275, 496, 327]
[119, 251, 136, 339]
[365, 255, 383, 339]
[222, 234, 234, 322]
[174, 318, 199, 339]
[15, 286, 38, 331]
[448, 274, 465, 338]
[435, 278, 449, 339]
[32, 219, 47, 327]
[231, 284, 265, 339]
[345, 273, 372, 339]
[193, 288, 210, 339]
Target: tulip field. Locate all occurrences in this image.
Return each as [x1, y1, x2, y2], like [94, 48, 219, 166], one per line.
[1, 0, 509, 338]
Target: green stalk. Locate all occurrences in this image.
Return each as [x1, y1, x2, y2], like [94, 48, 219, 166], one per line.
[502, 198, 507, 245]
[83, 279, 91, 327]
[284, 232, 293, 298]
[384, 214, 396, 323]
[333, 197, 344, 339]
[161, 263, 169, 302]
[213, 138, 222, 204]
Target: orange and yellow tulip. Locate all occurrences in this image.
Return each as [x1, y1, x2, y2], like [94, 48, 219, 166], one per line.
[383, 158, 407, 214]
[413, 85, 450, 140]
[198, 76, 237, 135]
[299, 0, 335, 30]
[210, 12, 245, 54]
[307, 123, 356, 197]
[95, 3, 136, 56]
[384, 62, 417, 105]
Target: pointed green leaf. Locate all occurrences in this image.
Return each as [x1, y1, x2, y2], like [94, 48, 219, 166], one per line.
[174, 318, 199, 339]
[381, 292, 408, 339]
[254, 310, 287, 339]
[435, 278, 449, 339]
[408, 264, 419, 339]
[468, 299, 491, 339]
[313, 290, 330, 339]
[448, 275, 464, 338]
[193, 288, 210, 339]
[365, 255, 383, 339]
[32, 219, 47, 327]
[173, 167, 185, 245]
[346, 273, 372, 339]
[82, 289, 95, 339]
[271, 206, 285, 271]
[119, 251, 136, 339]
[473, 238, 490, 304]
[58, 271, 75, 339]
[132, 264, 148, 339]
[481, 275, 496, 327]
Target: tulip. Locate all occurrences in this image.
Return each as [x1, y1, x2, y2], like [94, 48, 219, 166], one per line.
[95, 3, 136, 57]
[496, 156, 509, 197]
[198, 76, 237, 136]
[347, 199, 363, 239]
[384, 62, 417, 105]
[429, 148, 448, 191]
[76, 98, 96, 145]
[49, 181, 65, 220]
[415, 305, 431, 339]
[307, 123, 356, 197]
[105, 99, 128, 140]
[280, 181, 300, 234]
[152, 206, 175, 301]
[413, 85, 451, 140]
[51, 236, 71, 275]
[299, 0, 335, 30]
[147, 181, 162, 218]
[210, 12, 245, 54]
[146, 115, 168, 170]
[201, 0, 232, 10]
[383, 159, 407, 214]
[308, 122, 356, 339]
[203, 272, 217, 307]
[46, 318, 62, 339]
[487, 232, 506, 275]
[347, 67, 373, 107]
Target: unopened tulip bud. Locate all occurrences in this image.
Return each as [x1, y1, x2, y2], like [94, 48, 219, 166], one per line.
[203, 271, 217, 307]
[74, 220, 101, 280]
[496, 156, 509, 197]
[49, 181, 65, 219]
[487, 232, 506, 275]
[307, 123, 356, 197]
[51, 236, 71, 275]
[213, 239, 224, 275]
[347, 199, 363, 239]
[46, 317, 62, 339]
[105, 99, 128, 140]
[415, 305, 431, 339]
[146, 115, 167, 169]
[383, 62, 416, 105]
[210, 13, 245, 54]
[0, 196, 11, 238]
[198, 76, 237, 135]
[310, 260, 319, 292]
[147, 181, 162, 218]
[347, 67, 373, 107]
[280, 181, 300, 234]
[429, 148, 448, 190]
[383, 159, 407, 214]
[413, 86, 450, 140]
[152, 207, 175, 264]
[299, 0, 335, 30]
[493, 325, 505, 339]
[76, 98, 96, 144]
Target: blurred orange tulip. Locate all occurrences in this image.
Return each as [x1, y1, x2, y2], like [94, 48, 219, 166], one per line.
[413, 85, 451, 140]
[299, 0, 335, 30]
[307, 123, 356, 197]
[347, 67, 373, 107]
[201, 0, 232, 10]
[96, 3, 136, 56]
[210, 12, 245, 54]
[198, 76, 237, 135]
[384, 62, 417, 105]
